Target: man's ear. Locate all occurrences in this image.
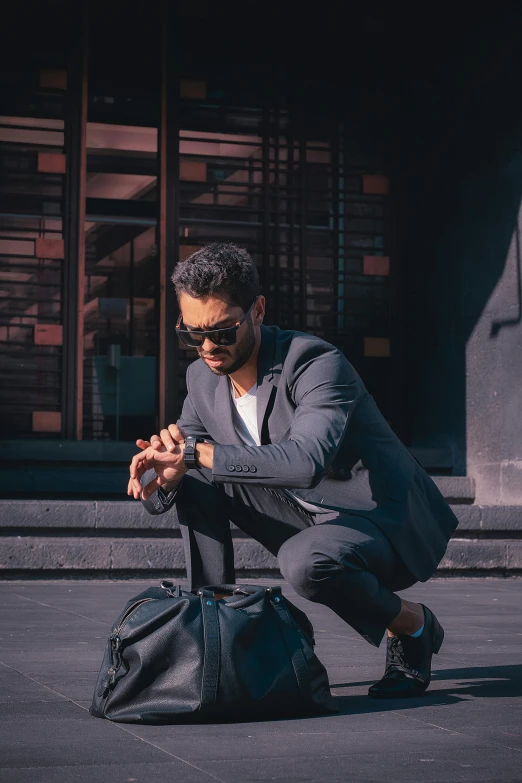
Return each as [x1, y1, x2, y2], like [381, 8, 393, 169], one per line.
[254, 295, 266, 326]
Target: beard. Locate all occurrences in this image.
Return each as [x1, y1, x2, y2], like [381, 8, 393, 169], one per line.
[199, 315, 256, 376]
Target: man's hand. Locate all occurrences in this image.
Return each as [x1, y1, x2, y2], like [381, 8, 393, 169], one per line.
[142, 423, 214, 472]
[145, 423, 185, 454]
[127, 423, 187, 500]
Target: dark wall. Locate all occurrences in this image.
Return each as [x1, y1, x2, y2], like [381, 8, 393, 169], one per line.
[399, 7, 522, 499]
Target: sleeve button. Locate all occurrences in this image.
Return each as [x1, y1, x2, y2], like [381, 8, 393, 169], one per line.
[227, 465, 236, 472]
[250, 466, 257, 473]
[235, 465, 243, 472]
[242, 465, 250, 473]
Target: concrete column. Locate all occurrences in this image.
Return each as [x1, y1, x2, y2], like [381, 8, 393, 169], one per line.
[466, 195, 522, 503]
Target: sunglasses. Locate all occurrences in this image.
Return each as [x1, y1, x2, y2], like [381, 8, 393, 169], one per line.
[176, 299, 257, 348]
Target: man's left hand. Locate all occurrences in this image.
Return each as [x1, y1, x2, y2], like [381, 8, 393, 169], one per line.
[128, 439, 187, 500]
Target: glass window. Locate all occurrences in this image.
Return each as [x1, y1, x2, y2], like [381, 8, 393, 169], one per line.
[82, 125, 159, 440]
[0, 107, 66, 439]
[83, 219, 158, 441]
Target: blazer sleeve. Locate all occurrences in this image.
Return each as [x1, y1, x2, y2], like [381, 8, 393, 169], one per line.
[212, 340, 360, 489]
[140, 468, 179, 516]
[141, 362, 211, 515]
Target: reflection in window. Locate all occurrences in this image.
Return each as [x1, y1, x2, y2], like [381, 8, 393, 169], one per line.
[83, 221, 158, 441]
[82, 123, 159, 441]
[86, 123, 158, 215]
[177, 130, 336, 333]
[0, 110, 66, 438]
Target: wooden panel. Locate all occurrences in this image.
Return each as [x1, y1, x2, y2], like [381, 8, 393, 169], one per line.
[32, 411, 62, 432]
[179, 244, 203, 261]
[37, 152, 66, 174]
[180, 79, 207, 99]
[364, 337, 390, 357]
[34, 324, 63, 346]
[180, 160, 207, 182]
[35, 238, 64, 259]
[39, 69, 67, 90]
[363, 175, 389, 195]
[363, 255, 390, 276]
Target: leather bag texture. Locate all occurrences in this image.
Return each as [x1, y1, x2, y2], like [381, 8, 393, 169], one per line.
[90, 582, 335, 723]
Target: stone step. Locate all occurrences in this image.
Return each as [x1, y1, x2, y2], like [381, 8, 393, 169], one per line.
[7, 500, 522, 541]
[431, 476, 475, 504]
[1, 496, 521, 575]
[0, 476, 479, 535]
[440, 539, 522, 572]
[0, 536, 278, 573]
[1, 535, 521, 575]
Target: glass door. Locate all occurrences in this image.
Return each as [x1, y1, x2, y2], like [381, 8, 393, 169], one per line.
[82, 123, 159, 441]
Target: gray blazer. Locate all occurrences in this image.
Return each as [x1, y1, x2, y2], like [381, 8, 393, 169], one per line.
[144, 325, 458, 581]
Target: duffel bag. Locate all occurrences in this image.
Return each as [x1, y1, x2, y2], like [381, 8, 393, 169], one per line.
[90, 581, 335, 723]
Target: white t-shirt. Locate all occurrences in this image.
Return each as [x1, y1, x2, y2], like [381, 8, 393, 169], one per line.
[230, 382, 260, 446]
[230, 381, 328, 515]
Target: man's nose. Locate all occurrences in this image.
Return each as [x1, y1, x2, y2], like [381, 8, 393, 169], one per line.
[201, 336, 218, 352]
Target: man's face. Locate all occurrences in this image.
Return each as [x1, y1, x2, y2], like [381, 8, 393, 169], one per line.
[178, 293, 262, 376]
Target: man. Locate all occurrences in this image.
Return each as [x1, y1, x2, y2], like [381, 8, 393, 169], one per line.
[128, 243, 458, 699]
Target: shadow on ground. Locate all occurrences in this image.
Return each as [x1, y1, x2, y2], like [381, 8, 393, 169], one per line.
[328, 664, 522, 717]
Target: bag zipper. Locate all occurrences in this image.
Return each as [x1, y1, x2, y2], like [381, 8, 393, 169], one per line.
[114, 597, 155, 635]
[100, 597, 155, 696]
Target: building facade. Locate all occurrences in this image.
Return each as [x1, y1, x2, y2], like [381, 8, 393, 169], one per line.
[1, 1, 521, 505]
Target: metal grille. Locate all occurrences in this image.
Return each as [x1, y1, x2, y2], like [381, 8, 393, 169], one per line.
[177, 94, 392, 418]
[0, 113, 66, 438]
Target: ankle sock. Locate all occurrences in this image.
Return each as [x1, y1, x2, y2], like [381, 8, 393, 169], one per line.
[410, 624, 424, 639]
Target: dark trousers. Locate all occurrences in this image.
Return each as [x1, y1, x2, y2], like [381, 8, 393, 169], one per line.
[176, 469, 417, 647]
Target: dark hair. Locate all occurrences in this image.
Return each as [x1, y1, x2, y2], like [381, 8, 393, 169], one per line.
[171, 243, 260, 312]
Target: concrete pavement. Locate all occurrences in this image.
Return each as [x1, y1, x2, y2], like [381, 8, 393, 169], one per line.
[0, 577, 521, 782]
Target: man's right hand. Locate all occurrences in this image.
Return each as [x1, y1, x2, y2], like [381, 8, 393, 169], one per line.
[127, 423, 187, 500]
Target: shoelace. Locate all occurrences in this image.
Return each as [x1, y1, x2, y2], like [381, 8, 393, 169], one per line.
[385, 636, 420, 680]
[387, 636, 406, 669]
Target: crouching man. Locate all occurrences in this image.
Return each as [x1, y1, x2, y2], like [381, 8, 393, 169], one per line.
[128, 242, 458, 698]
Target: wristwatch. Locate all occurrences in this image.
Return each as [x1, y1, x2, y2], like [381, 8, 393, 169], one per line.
[183, 435, 201, 469]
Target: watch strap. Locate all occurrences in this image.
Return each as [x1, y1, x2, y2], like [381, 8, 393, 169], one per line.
[183, 435, 199, 469]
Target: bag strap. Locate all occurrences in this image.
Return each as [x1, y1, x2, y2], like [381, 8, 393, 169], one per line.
[268, 588, 310, 699]
[199, 589, 221, 707]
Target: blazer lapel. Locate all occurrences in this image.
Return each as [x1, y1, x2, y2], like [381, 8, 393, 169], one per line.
[256, 326, 281, 444]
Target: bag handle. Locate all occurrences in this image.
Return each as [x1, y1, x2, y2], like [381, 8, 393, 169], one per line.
[159, 581, 183, 598]
[268, 587, 310, 699]
[197, 584, 265, 598]
[198, 589, 221, 707]
[197, 584, 269, 609]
